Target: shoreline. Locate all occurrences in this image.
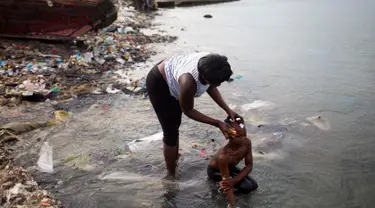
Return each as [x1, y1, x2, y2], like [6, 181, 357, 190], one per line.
[0, 4, 177, 207]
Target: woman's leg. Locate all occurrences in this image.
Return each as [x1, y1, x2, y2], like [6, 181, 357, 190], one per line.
[146, 65, 182, 177]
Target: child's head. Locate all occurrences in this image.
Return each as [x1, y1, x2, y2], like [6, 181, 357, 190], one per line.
[224, 116, 246, 139]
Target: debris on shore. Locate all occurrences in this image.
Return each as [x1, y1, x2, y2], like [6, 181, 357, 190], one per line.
[0, 147, 62, 208]
[0, 2, 176, 207]
[0, 6, 176, 107]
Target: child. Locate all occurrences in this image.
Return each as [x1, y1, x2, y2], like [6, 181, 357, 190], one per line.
[207, 116, 258, 208]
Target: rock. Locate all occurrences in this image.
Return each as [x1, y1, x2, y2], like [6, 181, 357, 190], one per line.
[203, 14, 213, 18]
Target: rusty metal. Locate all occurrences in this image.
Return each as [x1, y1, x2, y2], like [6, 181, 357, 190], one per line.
[0, 0, 117, 40]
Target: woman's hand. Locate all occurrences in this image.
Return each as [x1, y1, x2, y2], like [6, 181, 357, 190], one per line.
[217, 121, 230, 139]
[227, 109, 243, 121]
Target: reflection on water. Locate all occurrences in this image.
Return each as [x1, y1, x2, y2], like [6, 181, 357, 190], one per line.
[12, 0, 375, 207]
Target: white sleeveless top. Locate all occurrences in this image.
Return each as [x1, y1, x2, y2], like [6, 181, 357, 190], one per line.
[164, 52, 211, 100]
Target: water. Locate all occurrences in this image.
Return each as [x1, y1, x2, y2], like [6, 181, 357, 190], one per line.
[13, 0, 375, 207]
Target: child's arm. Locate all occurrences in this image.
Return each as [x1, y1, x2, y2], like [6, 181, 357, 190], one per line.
[218, 153, 236, 208]
[231, 140, 253, 185]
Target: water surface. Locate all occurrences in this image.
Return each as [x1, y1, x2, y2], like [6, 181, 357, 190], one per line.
[15, 0, 375, 207]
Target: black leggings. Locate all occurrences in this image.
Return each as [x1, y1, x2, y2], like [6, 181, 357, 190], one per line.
[146, 63, 182, 147]
[207, 166, 258, 194]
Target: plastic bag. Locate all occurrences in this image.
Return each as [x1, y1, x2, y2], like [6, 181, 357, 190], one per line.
[37, 142, 54, 173]
[127, 132, 163, 153]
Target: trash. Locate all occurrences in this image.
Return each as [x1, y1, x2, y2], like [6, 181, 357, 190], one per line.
[54, 110, 72, 122]
[118, 26, 136, 34]
[50, 87, 60, 93]
[232, 75, 243, 80]
[106, 86, 121, 94]
[306, 115, 331, 131]
[93, 88, 103, 94]
[199, 149, 207, 157]
[22, 91, 33, 96]
[241, 100, 275, 112]
[273, 132, 283, 138]
[127, 132, 163, 153]
[0, 5, 177, 106]
[40, 202, 51, 207]
[204, 14, 213, 18]
[37, 142, 54, 173]
[6, 183, 28, 201]
[106, 25, 119, 33]
[104, 105, 110, 111]
[116, 57, 126, 64]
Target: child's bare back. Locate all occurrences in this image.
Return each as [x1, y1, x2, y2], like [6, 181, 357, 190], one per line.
[209, 137, 250, 170]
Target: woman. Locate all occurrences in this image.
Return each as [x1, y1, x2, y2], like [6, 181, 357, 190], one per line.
[146, 52, 242, 178]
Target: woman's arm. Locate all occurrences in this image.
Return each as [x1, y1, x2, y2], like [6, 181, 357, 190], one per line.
[207, 86, 242, 120]
[179, 74, 220, 127]
[207, 86, 231, 113]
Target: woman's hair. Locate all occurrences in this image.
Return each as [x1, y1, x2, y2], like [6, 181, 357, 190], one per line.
[198, 54, 233, 85]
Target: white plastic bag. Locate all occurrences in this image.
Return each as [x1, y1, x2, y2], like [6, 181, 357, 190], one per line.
[37, 142, 54, 173]
[127, 132, 163, 153]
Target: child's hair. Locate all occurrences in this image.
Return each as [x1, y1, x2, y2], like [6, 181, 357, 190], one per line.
[224, 116, 244, 125]
[224, 116, 246, 137]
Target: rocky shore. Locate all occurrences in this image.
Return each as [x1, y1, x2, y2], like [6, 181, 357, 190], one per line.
[0, 2, 175, 207]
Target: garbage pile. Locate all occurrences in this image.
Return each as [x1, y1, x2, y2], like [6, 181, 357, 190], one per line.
[0, 147, 62, 208]
[0, 21, 177, 106]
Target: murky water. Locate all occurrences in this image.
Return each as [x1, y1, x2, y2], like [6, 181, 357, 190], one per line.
[12, 0, 375, 207]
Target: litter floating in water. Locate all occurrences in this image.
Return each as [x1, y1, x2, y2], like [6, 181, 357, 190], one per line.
[37, 142, 54, 173]
[54, 110, 72, 122]
[273, 132, 283, 138]
[127, 132, 163, 153]
[199, 149, 207, 157]
[241, 100, 275, 112]
[306, 115, 331, 131]
[232, 75, 243, 80]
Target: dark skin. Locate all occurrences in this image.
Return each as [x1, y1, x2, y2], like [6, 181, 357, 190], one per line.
[209, 120, 253, 208]
[157, 61, 241, 178]
[179, 73, 241, 137]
